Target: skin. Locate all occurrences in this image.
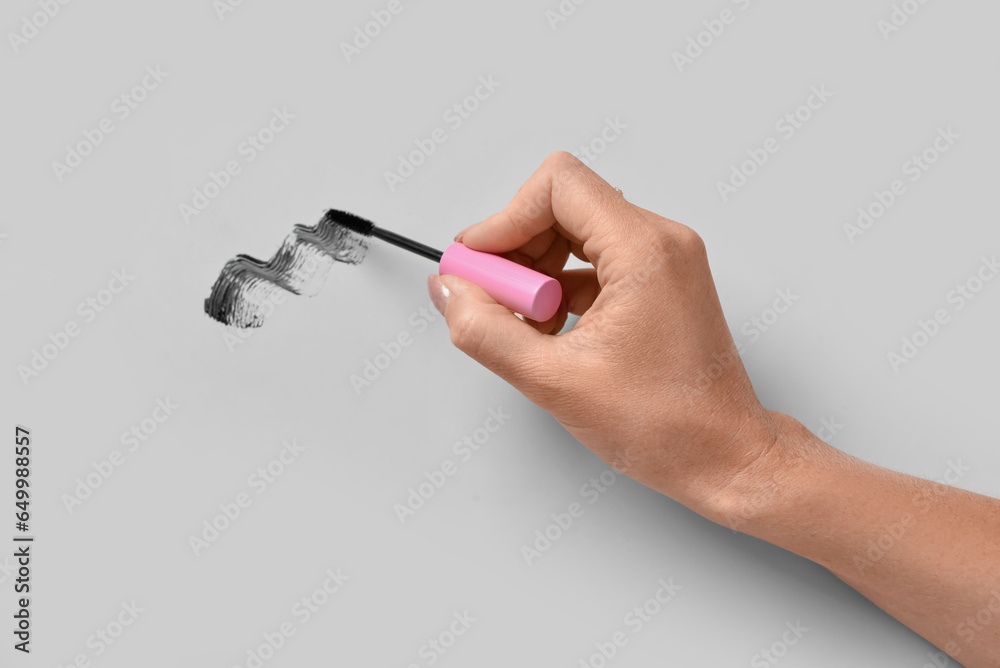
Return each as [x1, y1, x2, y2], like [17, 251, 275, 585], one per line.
[426, 152, 1000, 666]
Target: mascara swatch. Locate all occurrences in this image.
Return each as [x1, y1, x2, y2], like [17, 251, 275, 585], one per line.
[205, 211, 368, 328]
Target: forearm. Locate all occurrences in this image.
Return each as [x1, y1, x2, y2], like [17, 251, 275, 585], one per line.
[722, 413, 1000, 667]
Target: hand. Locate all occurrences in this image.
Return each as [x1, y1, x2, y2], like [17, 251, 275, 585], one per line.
[428, 153, 1000, 666]
[427, 152, 783, 522]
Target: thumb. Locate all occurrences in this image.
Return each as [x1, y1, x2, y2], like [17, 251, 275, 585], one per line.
[429, 273, 556, 395]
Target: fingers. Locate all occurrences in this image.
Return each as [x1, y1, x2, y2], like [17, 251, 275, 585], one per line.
[496, 229, 570, 278]
[431, 274, 558, 397]
[519, 268, 601, 335]
[460, 152, 642, 273]
[520, 232, 571, 278]
[516, 227, 559, 260]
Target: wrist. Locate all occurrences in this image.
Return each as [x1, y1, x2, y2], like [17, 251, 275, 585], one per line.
[703, 411, 837, 532]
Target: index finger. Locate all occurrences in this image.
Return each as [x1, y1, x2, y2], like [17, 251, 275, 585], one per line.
[460, 152, 644, 272]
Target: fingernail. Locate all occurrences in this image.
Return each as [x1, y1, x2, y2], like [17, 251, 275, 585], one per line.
[427, 274, 450, 315]
[454, 223, 476, 242]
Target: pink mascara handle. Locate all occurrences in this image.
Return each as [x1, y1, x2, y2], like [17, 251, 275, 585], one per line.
[439, 242, 562, 322]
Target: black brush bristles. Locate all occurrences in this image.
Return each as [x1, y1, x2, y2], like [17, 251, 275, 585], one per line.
[324, 209, 376, 237]
[325, 209, 443, 263]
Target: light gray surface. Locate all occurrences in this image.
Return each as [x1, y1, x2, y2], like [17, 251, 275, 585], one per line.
[2, 1, 998, 666]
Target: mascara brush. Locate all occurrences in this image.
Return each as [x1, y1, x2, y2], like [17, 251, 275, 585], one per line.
[327, 209, 562, 322]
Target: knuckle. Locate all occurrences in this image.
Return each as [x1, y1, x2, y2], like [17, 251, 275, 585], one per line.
[642, 222, 706, 262]
[545, 150, 582, 172]
[641, 225, 677, 262]
[674, 225, 706, 255]
[545, 152, 596, 192]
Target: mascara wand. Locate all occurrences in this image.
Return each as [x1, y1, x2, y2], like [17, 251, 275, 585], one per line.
[328, 209, 443, 262]
[326, 209, 562, 322]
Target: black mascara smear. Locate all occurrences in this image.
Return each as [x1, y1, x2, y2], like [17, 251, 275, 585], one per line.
[204, 211, 369, 328]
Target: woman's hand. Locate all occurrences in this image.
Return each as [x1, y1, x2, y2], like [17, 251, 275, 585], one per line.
[428, 152, 1000, 667]
[427, 151, 784, 523]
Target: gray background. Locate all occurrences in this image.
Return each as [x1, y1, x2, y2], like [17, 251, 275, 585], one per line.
[2, 0, 998, 666]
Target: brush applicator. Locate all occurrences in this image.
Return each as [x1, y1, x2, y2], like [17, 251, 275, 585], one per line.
[328, 210, 562, 322]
